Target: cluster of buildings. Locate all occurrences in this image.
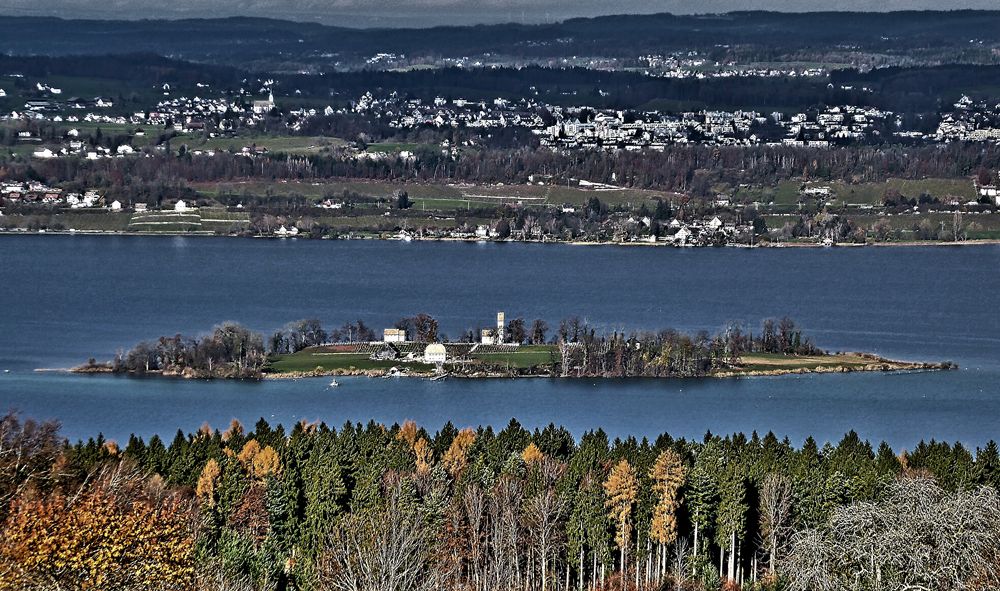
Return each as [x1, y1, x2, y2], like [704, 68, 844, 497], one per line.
[350, 91, 902, 150]
[933, 95, 1000, 143]
[0, 182, 105, 208]
[637, 52, 827, 79]
[370, 312, 515, 368]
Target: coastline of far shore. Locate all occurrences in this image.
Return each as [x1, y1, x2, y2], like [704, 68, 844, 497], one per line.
[3, 228, 1000, 249]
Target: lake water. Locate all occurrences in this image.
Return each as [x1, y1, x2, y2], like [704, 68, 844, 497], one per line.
[1, 235, 999, 448]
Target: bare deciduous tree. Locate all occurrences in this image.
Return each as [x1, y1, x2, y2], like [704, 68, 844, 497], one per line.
[784, 477, 1000, 591]
[317, 480, 451, 591]
[758, 472, 794, 576]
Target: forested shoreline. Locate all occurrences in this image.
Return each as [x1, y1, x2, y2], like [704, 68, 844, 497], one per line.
[2, 412, 999, 590]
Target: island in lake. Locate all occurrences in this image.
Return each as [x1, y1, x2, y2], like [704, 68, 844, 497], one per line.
[70, 313, 955, 380]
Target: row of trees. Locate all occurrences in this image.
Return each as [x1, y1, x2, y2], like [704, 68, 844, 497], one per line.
[112, 322, 267, 378]
[554, 317, 818, 378]
[6, 140, 1000, 198]
[4, 413, 1000, 590]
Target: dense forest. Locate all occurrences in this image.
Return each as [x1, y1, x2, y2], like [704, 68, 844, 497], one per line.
[2, 412, 999, 590]
[5, 53, 1000, 112]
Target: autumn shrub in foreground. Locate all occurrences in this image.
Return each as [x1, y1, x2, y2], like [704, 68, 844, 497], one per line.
[0, 462, 196, 590]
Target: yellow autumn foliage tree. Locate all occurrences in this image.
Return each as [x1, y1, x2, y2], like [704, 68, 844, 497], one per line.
[442, 428, 476, 478]
[0, 467, 195, 589]
[237, 439, 261, 468]
[222, 418, 244, 442]
[397, 419, 420, 448]
[604, 458, 639, 573]
[413, 437, 434, 475]
[649, 449, 687, 547]
[196, 459, 221, 504]
[522, 442, 545, 465]
[252, 445, 281, 479]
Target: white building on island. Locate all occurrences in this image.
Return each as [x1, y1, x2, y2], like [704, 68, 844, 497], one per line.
[424, 343, 447, 364]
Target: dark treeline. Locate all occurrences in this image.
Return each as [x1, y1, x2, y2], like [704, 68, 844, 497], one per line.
[3, 411, 1000, 589]
[554, 317, 818, 378]
[3, 11, 1000, 63]
[4, 54, 1000, 113]
[8, 142, 1000, 200]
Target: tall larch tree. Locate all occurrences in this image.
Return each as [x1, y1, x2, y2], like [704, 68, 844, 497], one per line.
[604, 458, 639, 577]
[649, 448, 687, 582]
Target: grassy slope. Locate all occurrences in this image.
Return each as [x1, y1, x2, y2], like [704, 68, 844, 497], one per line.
[268, 351, 434, 373]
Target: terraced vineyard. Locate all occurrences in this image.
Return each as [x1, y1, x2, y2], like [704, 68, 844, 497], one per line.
[128, 207, 250, 233]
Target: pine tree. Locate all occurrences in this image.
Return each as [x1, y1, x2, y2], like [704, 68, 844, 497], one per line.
[715, 470, 747, 583]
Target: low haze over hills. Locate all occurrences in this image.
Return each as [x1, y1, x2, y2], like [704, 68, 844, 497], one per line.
[1, 0, 999, 26]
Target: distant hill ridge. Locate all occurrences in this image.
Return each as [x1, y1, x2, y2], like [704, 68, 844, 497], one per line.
[1, 10, 1000, 64]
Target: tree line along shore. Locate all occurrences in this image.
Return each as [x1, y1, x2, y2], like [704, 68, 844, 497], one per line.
[2, 412, 999, 590]
[70, 316, 955, 380]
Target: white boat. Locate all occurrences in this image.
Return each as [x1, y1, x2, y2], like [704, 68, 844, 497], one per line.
[328, 379, 340, 387]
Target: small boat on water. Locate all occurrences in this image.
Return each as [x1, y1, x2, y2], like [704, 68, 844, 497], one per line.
[328, 379, 340, 388]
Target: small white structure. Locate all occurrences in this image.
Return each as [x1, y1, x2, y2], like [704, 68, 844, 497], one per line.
[253, 91, 276, 114]
[480, 312, 507, 345]
[174, 200, 188, 212]
[109, 200, 122, 211]
[424, 343, 447, 364]
[383, 328, 406, 343]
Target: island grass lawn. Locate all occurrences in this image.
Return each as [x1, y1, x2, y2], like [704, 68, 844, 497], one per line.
[470, 345, 557, 368]
[735, 352, 886, 372]
[267, 351, 433, 373]
[264, 346, 915, 377]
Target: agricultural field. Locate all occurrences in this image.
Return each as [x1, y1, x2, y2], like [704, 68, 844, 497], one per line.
[172, 134, 346, 155]
[0, 210, 131, 232]
[190, 179, 678, 211]
[365, 141, 423, 153]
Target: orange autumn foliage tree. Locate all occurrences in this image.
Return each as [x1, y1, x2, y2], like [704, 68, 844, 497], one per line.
[252, 445, 281, 479]
[604, 458, 639, 574]
[396, 420, 434, 474]
[237, 439, 262, 468]
[196, 458, 221, 505]
[413, 437, 434, 475]
[442, 428, 476, 478]
[649, 449, 687, 546]
[397, 420, 420, 448]
[0, 464, 195, 589]
[233, 438, 281, 480]
[522, 442, 545, 465]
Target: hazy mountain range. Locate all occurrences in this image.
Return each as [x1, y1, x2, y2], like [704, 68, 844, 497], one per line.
[1, 0, 998, 27]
